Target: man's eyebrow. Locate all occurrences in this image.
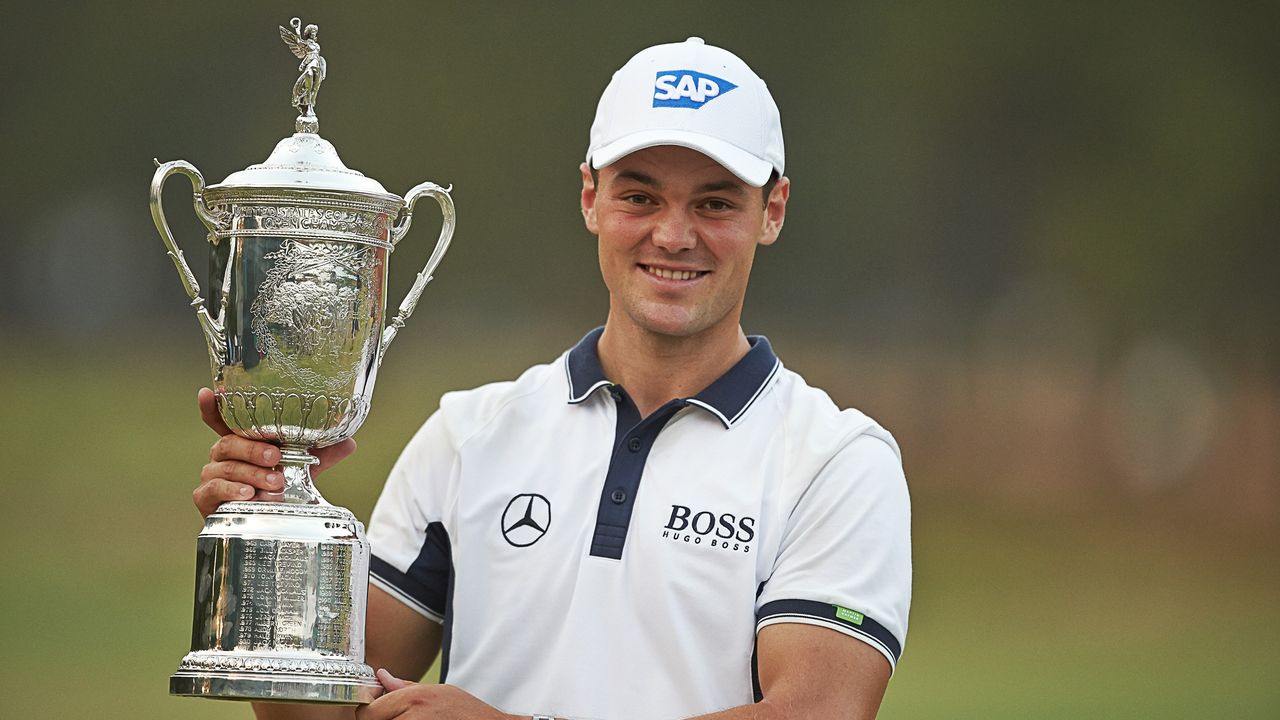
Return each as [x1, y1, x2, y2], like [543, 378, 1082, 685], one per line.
[695, 179, 748, 196]
[612, 171, 747, 197]
[615, 170, 659, 187]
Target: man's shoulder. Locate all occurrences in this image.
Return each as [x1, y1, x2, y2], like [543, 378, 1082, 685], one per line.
[768, 365, 901, 462]
[434, 352, 568, 443]
[758, 366, 908, 528]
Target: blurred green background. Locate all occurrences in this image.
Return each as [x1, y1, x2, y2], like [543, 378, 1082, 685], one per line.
[1, 1, 1276, 717]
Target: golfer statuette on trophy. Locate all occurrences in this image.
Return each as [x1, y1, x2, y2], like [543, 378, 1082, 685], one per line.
[151, 18, 455, 704]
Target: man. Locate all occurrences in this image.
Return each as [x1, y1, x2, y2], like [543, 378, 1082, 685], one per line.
[194, 37, 911, 720]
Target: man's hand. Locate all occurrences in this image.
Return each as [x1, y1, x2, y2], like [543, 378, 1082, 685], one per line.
[193, 387, 357, 518]
[355, 670, 518, 720]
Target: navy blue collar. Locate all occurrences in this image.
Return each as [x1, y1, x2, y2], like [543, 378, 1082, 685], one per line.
[564, 326, 781, 428]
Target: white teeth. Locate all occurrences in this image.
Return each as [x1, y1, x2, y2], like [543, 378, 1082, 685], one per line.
[646, 266, 700, 281]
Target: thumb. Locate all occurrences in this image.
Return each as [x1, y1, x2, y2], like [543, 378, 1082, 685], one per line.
[198, 387, 234, 436]
[375, 668, 416, 692]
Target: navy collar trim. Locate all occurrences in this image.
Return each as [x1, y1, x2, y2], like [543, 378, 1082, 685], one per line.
[564, 327, 781, 428]
[565, 327, 611, 404]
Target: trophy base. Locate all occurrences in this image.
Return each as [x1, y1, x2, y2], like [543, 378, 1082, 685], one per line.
[171, 500, 378, 705]
[170, 668, 380, 704]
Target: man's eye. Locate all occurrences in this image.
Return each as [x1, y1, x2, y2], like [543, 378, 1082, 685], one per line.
[704, 199, 732, 211]
[624, 194, 651, 205]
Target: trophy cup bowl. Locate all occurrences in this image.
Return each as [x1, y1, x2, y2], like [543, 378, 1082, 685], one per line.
[153, 18, 455, 704]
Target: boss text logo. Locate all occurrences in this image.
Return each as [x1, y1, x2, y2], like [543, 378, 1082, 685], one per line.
[662, 504, 754, 552]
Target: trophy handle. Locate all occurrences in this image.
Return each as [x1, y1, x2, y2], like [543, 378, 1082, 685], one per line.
[381, 182, 455, 363]
[150, 160, 227, 362]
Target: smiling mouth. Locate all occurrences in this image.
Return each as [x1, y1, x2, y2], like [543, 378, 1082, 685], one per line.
[641, 264, 708, 281]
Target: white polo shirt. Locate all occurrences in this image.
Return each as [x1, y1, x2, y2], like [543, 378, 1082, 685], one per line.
[368, 328, 911, 720]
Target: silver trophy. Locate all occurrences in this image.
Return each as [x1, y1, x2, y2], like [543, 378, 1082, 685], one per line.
[152, 18, 455, 704]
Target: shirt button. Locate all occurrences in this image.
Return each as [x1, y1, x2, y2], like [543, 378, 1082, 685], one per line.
[609, 386, 623, 402]
[610, 488, 627, 504]
[627, 437, 642, 452]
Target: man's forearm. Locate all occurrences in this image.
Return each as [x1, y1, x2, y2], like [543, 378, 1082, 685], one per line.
[686, 699, 787, 720]
[252, 702, 355, 720]
[684, 694, 878, 720]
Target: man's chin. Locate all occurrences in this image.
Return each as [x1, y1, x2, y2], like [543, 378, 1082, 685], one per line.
[626, 309, 712, 340]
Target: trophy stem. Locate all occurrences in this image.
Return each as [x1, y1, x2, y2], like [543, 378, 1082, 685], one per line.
[296, 113, 319, 134]
[278, 445, 324, 505]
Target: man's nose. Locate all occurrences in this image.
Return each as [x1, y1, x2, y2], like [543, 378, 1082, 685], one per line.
[650, 209, 697, 252]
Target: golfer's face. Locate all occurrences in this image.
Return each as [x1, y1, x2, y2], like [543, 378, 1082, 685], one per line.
[585, 145, 780, 341]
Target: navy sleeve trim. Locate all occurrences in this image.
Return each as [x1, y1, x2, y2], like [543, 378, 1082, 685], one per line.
[369, 565, 442, 622]
[369, 521, 452, 622]
[757, 599, 902, 668]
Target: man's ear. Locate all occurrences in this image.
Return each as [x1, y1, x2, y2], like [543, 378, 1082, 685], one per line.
[758, 175, 790, 247]
[580, 162, 599, 234]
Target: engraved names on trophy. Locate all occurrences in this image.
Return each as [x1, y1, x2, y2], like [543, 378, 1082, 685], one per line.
[274, 542, 309, 650]
[218, 538, 356, 655]
[315, 543, 353, 654]
[238, 539, 276, 650]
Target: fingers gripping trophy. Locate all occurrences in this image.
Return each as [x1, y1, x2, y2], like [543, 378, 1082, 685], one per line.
[151, 18, 455, 704]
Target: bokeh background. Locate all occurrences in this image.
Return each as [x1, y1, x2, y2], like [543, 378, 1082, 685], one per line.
[1, 1, 1276, 717]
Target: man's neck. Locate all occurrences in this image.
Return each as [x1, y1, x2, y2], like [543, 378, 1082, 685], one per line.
[596, 317, 752, 419]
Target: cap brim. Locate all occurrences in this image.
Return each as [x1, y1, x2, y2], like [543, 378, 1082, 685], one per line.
[590, 130, 775, 187]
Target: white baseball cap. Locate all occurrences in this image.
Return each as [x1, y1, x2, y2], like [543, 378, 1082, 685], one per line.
[586, 37, 784, 187]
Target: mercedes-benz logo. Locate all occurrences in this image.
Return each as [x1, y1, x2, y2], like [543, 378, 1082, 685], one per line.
[501, 493, 551, 547]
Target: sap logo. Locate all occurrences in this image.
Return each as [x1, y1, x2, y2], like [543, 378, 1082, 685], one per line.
[653, 70, 738, 109]
[662, 504, 755, 552]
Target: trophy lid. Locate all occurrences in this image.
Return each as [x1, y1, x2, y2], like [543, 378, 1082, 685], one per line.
[211, 133, 391, 195]
[207, 17, 392, 198]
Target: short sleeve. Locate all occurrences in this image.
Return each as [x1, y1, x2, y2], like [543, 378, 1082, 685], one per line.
[755, 433, 912, 672]
[366, 409, 457, 623]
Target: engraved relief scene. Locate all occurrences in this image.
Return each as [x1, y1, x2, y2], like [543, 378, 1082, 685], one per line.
[212, 228, 387, 447]
[250, 238, 381, 391]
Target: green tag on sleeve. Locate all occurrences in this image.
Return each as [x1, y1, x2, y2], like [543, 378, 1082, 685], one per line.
[834, 605, 865, 625]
